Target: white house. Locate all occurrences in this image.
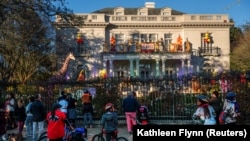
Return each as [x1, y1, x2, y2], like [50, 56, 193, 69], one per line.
[55, 2, 233, 81]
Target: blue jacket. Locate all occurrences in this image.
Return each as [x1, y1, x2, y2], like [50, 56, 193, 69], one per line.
[101, 112, 118, 133]
[122, 95, 140, 112]
[30, 100, 46, 122]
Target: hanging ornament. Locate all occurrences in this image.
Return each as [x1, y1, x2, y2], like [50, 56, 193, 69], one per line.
[76, 32, 84, 44]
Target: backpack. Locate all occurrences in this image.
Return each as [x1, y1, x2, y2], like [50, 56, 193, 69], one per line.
[82, 93, 91, 104]
[218, 111, 225, 124]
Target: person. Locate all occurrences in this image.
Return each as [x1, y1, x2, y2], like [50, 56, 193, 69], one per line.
[101, 103, 118, 141]
[137, 100, 150, 125]
[192, 95, 216, 125]
[25, 96, 35, 137]
[66, 93, 77, 127]
[47, 103, 67, 141]
[81, 90, 92, 104]
[122, 91, 140, 134]
[0, 101, 7, 141]
[30, 94, 46, 141]
[58, 94, 68, 114]
[208, 91, 222, 125]
[82, 101, 94, 128]
[220, 91, 240, 125]
[57, 91, 66, 102]
[5, 93, 16, 129]
[14, 99, 27, 140]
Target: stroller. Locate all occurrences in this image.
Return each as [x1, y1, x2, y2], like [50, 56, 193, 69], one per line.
[136, 105, 150, 125]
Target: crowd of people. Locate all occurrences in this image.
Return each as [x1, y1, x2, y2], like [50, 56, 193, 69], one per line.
[193, 91, 240, 125]
[0, 89, 241, 141]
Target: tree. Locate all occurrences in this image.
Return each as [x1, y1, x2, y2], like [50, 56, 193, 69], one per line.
[0, 0, 81, 84]
[230, 22, 250, 71]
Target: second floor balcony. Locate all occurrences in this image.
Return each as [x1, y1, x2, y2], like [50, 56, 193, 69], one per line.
[198, 46, 221, 56]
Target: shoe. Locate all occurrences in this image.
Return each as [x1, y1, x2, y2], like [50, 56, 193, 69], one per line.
[129, 131, 133, 135]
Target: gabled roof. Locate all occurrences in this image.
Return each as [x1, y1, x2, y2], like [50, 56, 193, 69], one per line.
[91, 8, 186, 15]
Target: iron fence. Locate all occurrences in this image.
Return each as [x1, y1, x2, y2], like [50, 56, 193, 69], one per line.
[1, 72, 250, 125]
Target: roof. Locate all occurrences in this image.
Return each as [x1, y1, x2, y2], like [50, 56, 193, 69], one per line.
[91, 8, 186, 15]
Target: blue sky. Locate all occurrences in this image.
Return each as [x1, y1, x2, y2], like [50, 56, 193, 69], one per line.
[65, 0, 249, 27]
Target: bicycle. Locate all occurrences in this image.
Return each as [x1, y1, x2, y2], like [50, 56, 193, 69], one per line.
[37, 120, 87, 141]
[91, 128, 128, 141]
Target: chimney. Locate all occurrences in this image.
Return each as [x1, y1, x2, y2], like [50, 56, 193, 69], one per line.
[144, 2, 155, 8]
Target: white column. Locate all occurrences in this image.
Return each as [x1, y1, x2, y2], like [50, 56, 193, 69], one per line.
[156, 59, 160, 77]
[187, 60, 190, 74]
[109, 59, 113, 77]
[136, 59, 140, 77]
[129, 59, 134, 77]
[181, 59, 185, 70]
[162, 59, 165, 76]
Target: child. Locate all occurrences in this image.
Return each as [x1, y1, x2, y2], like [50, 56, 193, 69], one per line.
[15, 99, 26, 140]
[220, 92, 240, 125]
[137, 101, 149, 125]
[192, 95, 216, 125]
[101, 103, 118, 141]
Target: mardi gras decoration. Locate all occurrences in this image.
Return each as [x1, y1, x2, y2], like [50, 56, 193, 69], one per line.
[177, 35, 182, 51]
[110, 36, 116, 51]
[76, 32, 83, 44]
[204, 32, 210, 43]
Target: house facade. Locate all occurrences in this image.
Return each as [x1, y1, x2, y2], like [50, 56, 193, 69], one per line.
[55, 2, 233, 81]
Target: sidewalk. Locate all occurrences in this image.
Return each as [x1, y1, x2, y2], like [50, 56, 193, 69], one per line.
[6, 125, 133, 141]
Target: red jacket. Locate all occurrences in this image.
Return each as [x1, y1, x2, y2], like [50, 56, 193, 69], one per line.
[47, 109, 66, 139]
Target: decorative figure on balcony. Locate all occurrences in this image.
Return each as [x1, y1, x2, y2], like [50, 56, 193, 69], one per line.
[76, 32, 84, 53]
[110, 35, 116, 52]
[77, 69, 85, 82]
[48, 52, 76, 97]
[169, 43, 177, 52]
[160, 38, 165, 51]
[184, 38, 192, 52]
[177, 35, 182, 51]
[203, 31, 213, 47]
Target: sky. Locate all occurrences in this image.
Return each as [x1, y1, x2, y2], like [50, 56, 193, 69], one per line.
[64, 0, 249, 28]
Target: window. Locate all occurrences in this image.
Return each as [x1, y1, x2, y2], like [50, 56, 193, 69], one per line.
[116, 12, 123, 15]
[140, 12, 147, 16]
[200, 15, 213, 20]
[132, 33, 140, 43]
[149, 34, 156, 42]
[91, 15, 97, 20]
[216, 16, 221, 21]
[115, 34, 124, 44]
[191, 15, 196, 20]
[163, 12, 170, 16]
[164, 33, 172, 51]
[140, 64, 150, 79]
[141, 34, 147, 42]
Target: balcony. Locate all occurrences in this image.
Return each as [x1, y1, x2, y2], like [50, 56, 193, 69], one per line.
[102, 43, 192, 55]
[198, 46, 221, 56]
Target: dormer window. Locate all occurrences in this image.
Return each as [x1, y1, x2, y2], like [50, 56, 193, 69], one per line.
[114, 7, 124, 15]
[116, 12, 123, 15]
[161, 7, 172, 16]
[140, 12, 147, 16]
[163, 12, 170, 16]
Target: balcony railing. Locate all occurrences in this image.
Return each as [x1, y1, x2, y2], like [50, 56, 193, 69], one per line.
[102, 44, 192, 54]
[198, 46, 221, 56]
